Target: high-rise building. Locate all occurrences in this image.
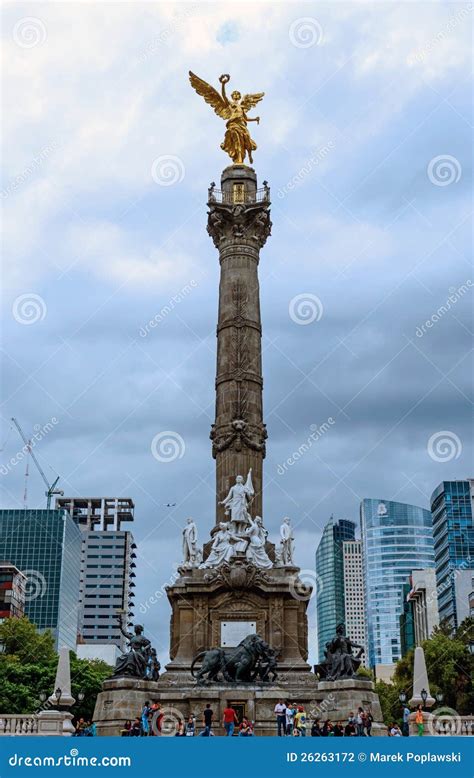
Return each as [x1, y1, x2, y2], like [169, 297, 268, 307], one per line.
[360, 499, 435, 670]
[315, 517, 356, 662]
[430, 479, 474, 628]
[342, 540, 367, 665]
[0, 509, 81, 649]
[399, 568, 439, 656]
[57, 497, 136, 660]
[0, 562, 26, 620]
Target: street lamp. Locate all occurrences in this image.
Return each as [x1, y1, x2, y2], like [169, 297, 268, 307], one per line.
[77, 691, 85, 703]
[420, 688, 428, 708]
[55, 687, 62, 704]
[399, 691, 407, 704]
[435, 691, 444, 704]
[39, 692, 47, 703]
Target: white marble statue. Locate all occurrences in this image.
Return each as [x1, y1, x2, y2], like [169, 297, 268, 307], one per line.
[199, 522, 242, 568]
[280, 517, 295, 566]
[182, 517, 198, 567]
[244, 516, 272, 568]
[220, 469, 254, 533]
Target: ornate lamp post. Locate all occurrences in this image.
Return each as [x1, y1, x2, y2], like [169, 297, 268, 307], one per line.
[420, 688, 428, 710]
[399, 691, 407, 704]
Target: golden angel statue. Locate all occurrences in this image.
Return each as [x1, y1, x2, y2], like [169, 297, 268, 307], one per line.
[189, 71, 264, 165]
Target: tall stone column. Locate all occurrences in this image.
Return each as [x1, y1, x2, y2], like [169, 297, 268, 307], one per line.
[207, 165, 271, 527]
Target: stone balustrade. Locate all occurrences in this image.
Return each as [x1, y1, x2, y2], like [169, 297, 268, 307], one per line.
[0, 715, 39, 735]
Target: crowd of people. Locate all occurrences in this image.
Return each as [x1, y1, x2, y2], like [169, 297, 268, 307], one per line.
[116, 698, 421, 737]
[274, 700, 373, 737]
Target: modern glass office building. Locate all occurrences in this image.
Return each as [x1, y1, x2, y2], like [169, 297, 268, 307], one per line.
[360, 499, 435, 668]
[315, 517, 356, 662]
[0, 509, 81, 649]
[430, 480, 474, 628]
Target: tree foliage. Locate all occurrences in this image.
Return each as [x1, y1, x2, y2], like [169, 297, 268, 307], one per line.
[375, 617, 474, 723]
[0, 618, 112, 722]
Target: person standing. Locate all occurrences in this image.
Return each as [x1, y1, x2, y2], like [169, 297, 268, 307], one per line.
[200, 703, 214, 736]
[365, 710, 373, 736]
[294, 705, 307, 737]
[355, 707, 365, 736]
[285, 704, 295, 736]
[274, 699, 287, 737]
[415, 705, 424, 736]
[402, 705, 410, 736]
[222, 705, 238, 736]
[141, 701, 150, 736]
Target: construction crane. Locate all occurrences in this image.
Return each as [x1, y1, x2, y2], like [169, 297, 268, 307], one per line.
[11, 417, 63, 509]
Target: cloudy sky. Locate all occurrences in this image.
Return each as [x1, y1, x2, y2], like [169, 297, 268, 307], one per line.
[1, 1, 472, 665]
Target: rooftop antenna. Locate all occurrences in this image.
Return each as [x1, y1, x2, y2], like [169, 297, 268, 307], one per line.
[11, 417, 63, 509]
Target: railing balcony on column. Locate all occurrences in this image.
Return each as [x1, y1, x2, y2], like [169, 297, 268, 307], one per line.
[208, 186, 270, 205]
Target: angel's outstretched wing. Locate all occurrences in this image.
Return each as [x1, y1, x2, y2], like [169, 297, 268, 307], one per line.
[241, 92, 265, 112]
[189, 71, 230, 119]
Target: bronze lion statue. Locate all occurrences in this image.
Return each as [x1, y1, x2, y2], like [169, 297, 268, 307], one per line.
[190, 633, 277, 683]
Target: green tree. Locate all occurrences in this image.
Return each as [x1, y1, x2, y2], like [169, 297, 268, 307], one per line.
[0, 618, 112, 722]
[393, 621, 473, 714]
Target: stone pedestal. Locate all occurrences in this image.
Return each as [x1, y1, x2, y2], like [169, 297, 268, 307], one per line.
[94, 674, 386, 736]
[317, 679, 385, 735]
[37, 710, 75, 736]
[166, 563, 310, 676]
[94, 678, 161, 736]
